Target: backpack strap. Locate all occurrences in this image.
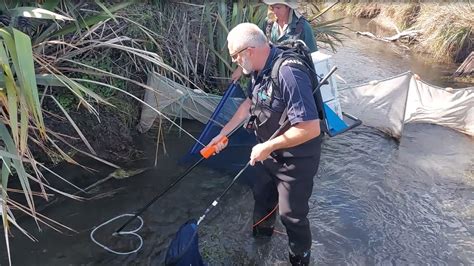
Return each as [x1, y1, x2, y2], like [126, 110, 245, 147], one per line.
[270, 48, 325, 121]
[265, 20, 274, 41]
[270, 53, 287, 97]
[295, 16, 306, 36]
[270, 51, 313, 125]
[286, 16, 306, 42]
[270, 50, 314, 102]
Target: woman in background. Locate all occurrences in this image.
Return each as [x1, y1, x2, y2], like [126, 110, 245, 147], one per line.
[231, 0, 318, 81]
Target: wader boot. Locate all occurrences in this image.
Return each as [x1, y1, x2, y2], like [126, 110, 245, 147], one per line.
[251, 162, 278, 239]
[252, 224, 274, 238]
[252, 206, 277, 238]
[289, 250, 310, 266]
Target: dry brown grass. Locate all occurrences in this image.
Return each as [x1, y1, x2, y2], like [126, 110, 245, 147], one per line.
[372, 3, 420, 32]
[334, 1, 473, 63]
[334, 1, 381, 19]
[413, 3, 473, 63]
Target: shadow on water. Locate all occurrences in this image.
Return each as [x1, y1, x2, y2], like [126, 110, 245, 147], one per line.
[1, 14, 473, 266]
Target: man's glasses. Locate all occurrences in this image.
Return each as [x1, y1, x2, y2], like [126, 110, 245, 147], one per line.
[230, 46, 253, 60]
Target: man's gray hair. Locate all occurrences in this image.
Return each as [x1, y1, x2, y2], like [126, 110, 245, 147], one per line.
[227, 23, 267, 50]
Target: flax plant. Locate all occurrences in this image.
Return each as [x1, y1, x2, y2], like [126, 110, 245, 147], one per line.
[0, 20, 81, 266]
[148, 1, 346, 91]
[0, 2, 202, 264]
[301, 1, 346, 52]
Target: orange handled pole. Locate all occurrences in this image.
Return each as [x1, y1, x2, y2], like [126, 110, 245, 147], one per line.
[199, 114, 248, 159]
[199, 136, 229, 159]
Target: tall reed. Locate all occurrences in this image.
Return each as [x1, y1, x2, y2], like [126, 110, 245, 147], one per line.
[150, 1, 267, 91]
[0, 2, 198, 264]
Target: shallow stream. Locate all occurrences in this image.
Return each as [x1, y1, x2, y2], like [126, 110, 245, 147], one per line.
[1, 15, 473, 266]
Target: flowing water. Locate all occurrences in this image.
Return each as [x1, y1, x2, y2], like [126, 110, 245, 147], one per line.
[1, 16, 473, 266]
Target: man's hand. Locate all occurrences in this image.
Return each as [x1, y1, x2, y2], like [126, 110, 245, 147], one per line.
[249, 142, 274, 166]
[207, 133, 228, 154]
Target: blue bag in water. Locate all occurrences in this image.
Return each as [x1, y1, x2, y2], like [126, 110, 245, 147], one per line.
[165, 219, 204, 266]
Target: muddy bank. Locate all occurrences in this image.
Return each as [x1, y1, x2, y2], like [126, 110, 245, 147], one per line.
[7, 92, 146, 224]
[32, 92, 141, 166]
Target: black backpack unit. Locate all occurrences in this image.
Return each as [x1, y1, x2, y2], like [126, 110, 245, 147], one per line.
[261, 40, 362, 137]
[269, 40, 326, 123]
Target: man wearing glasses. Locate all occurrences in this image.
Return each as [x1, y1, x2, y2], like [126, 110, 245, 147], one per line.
[207, 23, 322, 265]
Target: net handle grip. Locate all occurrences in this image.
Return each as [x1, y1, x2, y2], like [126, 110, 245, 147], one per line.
[199, 136, 228, 159]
